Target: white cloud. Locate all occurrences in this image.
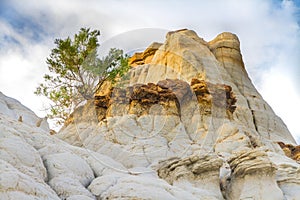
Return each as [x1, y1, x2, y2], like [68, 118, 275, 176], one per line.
[0, 20, 51, 117]
[0, 0, 299, 142]
[261, 68, 300, 144]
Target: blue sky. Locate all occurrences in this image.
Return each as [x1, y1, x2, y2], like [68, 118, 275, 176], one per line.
[0, 0, 299, 143]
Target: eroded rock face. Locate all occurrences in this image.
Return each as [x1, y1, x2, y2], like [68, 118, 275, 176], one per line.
[122, 29, 296, 145]
[57, 29, 300, 199]
[157, 154, 224, 199]
[208, 32, 245, 68]
[227, 148, 284, 200]
[94, 78, 236, 120]
[1, 29, 299, 200]
[268, 152, 300, 200]
[278, 142, 300, 162]
[0, 91, 49, 132]
[129, 42, 162, 67]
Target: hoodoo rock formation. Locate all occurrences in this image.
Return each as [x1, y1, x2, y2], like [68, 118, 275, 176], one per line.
[1, 29, 299, 199]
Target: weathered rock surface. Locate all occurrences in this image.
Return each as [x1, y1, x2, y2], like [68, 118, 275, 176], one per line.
[157, 154, 224, 199]
[278, 142, 300, 162]
[94, 78, 236, 120]
[1, 29, 299, 199]
[227, 148, 284, 200]
[129, 42, 162, 67]
[0, 91, 49, 131]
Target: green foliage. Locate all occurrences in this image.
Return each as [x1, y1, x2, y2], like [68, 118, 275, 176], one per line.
[35, 28, 130, 124]
[105, 49, 130, 84]
[87, 48, 130, 85]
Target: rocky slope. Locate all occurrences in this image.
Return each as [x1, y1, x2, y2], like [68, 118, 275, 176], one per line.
[1, 29, 299, 200]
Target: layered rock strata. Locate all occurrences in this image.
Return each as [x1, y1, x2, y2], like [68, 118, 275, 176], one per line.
[129, 42, 162, 67]
[56, 29, 299, 199]
[278, 142, 300, 162]
[226, 148, 284, 200]
[94, 78, 236, 120]
[157, 154, 224, 199]
[1, 29, 299, 199]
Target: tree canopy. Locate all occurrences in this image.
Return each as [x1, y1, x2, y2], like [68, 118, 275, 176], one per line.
[35, 28, 129, 124]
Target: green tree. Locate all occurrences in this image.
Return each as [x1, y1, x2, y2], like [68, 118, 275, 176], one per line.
[35, 28, 129, 124]
[87, 48, 130, 86]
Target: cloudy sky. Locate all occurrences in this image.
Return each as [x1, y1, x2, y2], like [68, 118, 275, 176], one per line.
[0, 0, 299, 143]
